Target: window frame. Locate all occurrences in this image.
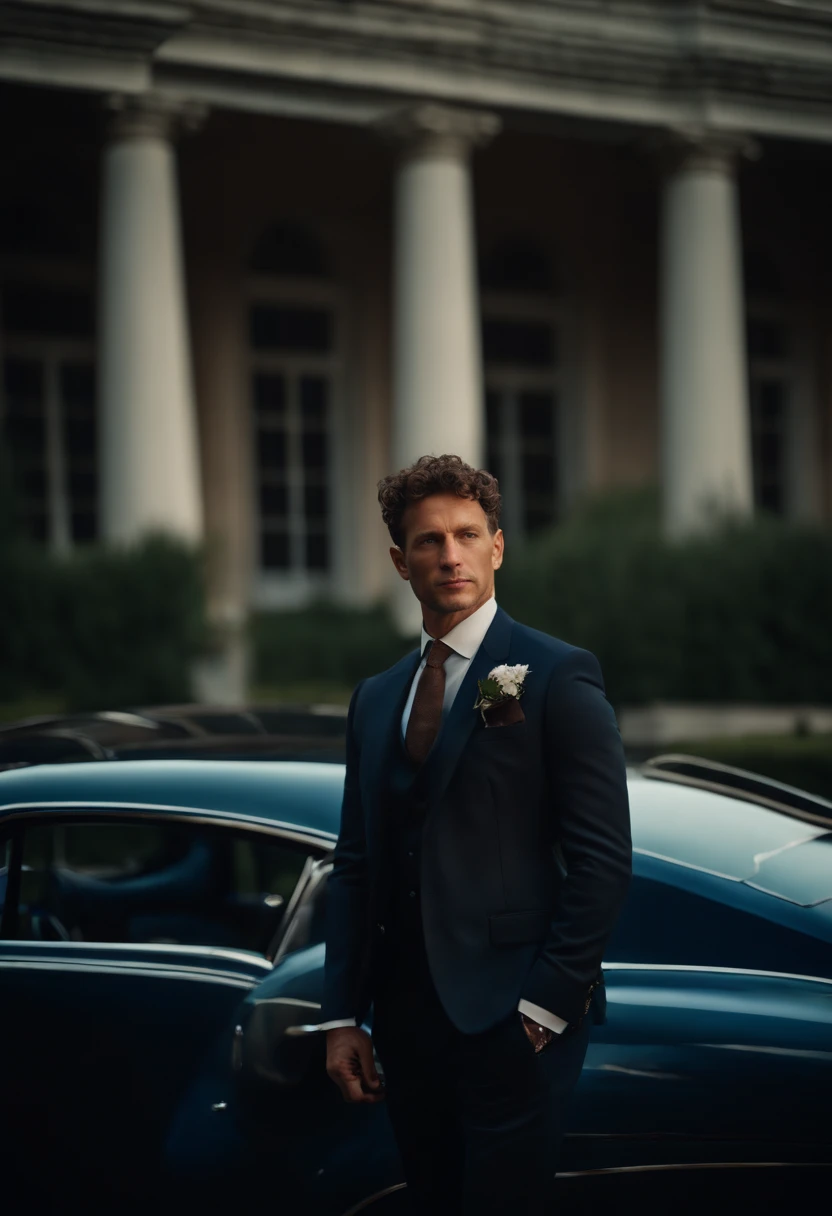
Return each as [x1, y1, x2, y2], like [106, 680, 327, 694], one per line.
[0, 804, 335, 964]
[246, 274, 344, 608]
[2, 336, 97, 552]
[746, 296, 795, 518]
[481, 290, 565, 540]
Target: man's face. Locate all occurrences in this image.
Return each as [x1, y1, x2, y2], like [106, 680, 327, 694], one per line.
[390, 493, 504, 619]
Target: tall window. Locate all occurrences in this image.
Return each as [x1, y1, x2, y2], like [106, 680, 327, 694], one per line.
[0, 276, 97, 549]
[481, 242, 561, 539]
[745, 251, 793, 516]
[248, 224, 339, 601]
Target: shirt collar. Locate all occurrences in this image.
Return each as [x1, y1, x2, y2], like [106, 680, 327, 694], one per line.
[420, 596, 498, 661]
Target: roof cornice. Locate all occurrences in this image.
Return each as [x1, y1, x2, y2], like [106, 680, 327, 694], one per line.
[4, 1, 832, 143]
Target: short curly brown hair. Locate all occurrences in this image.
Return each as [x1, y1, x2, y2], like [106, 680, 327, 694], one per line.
[378, 454, 502, 548]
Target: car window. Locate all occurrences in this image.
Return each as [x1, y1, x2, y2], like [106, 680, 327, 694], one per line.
[10, 817, 314, 957]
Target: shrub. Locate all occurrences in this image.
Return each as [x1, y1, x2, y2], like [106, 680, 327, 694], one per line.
[499, 488, 832, 706]
[250, 602, 413, 695]
[0, 534, 207, 711]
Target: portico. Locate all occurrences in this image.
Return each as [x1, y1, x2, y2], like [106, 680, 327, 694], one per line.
[1, 1, 832, 698]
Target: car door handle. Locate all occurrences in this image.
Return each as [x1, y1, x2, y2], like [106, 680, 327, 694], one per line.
[283, 1023, 323, 1037]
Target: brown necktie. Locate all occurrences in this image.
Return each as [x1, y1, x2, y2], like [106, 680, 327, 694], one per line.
[405, 639, 453, 765]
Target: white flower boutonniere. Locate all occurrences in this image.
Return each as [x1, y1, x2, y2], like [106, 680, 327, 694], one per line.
[474, 664, 530, 725]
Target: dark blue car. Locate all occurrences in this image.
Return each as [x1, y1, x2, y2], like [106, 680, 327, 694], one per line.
[1, 757, 830, 1213]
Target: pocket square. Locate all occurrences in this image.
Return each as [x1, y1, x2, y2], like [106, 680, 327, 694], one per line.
[483, 697, 525, 728]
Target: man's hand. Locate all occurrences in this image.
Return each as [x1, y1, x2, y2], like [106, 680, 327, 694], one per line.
[326, 1026, 385, 1104]
[520, 1013, 555, 1054]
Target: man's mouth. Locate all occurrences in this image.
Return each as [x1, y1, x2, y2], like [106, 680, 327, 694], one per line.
[439, 579, 471, 589]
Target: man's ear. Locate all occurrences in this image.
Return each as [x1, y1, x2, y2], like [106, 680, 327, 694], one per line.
[390, 545, 410, 581]
[491, 528, 504, 571]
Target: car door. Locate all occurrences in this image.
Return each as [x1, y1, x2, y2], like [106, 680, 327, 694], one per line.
[0, 807, 326, 1208]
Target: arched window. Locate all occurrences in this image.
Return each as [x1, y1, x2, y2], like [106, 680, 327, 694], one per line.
[480, 240, 562, 538]
[744, 250, 792, 516]
[247, 224, 340, 601]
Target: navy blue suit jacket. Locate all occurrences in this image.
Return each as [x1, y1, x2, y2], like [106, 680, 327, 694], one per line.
[322, 607, 632, 1034]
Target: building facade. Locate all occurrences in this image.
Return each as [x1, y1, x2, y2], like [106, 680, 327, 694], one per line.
[1, 1, 831, 690]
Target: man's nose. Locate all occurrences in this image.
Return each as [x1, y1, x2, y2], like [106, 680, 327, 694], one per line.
[439, 538, 461, 566]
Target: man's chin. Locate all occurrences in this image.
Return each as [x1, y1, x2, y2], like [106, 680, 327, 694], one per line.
[432, 583, 479, 610]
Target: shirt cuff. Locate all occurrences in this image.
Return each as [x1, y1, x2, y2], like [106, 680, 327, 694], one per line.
[317, 1018, 358, 1031]
[518, 999, 568, 1035]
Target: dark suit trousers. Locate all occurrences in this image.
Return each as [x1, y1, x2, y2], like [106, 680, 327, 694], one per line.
[371, 918, 591, 1216]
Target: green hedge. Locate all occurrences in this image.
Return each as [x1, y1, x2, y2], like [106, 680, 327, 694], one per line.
[251, 603, 413, 695]
[1, 534, 207, 711]
[499, 489, 832, 706]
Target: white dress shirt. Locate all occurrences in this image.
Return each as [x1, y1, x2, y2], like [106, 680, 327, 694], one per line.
[319, 596, 568, 1036]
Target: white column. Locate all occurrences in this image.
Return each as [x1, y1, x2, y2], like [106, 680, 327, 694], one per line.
[660, 131, 756, 536]
[390, 105, 499, 472]
[98, 95, 204, 544]
[386, 106, 498, 634]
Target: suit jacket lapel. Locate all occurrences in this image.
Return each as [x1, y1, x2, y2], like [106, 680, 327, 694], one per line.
[420, 607, 513, 808]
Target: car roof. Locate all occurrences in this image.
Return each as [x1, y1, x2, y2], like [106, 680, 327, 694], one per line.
[2, 759, 829, 906]
[0, 759, 346, 841]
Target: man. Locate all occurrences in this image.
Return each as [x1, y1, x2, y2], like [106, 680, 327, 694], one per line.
[321, 454, 631, 1214]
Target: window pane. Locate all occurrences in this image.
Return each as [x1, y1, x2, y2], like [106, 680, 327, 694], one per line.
[302, 431, 327, 472]
[61, 363, 98, 542]
[482, 319, 556, 368]
[300, 375, 327, 423]
[249, 305, 331, 353]
[4, 357, 43, 408]
[758, 431, 781, 475]
[64, 417, 95, 460]
[525, 506, 556, 533]
[520, 391, 554, 439]
[751, 377, 786, 516]
[249, 224, 328, 277]
[3, 283, 94, 339]
[68, 470, 96, 500]
[523, 452, 554, 495]
[758, 483, 783, 514]
[756, 380, 784, 424]
[259, 483, 289, 518]
[3, 359, 44, 456]
[304, 484, 328, 520]
[72, 512, 96, 543]
[253, 373, 286, 415]
[22, 467, 47, 497]
[261, 531, 290, 569]
[3, 358, 46, 541]
[17, 819, 312, 956]
[257, 430, 287, 472]
[305, 533, 329, 571]
[485, 389, 501, 434]
[28, 514, 48, 543]
[60, 363, 95, 410]
[747, 319, 787, 359]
